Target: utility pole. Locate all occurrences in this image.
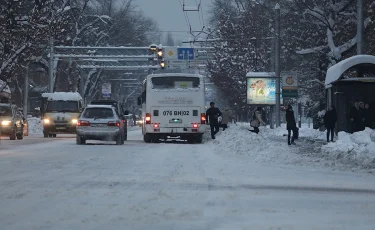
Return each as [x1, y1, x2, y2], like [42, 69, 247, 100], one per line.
[357, 0, 364, 54]
[275, 2, 281, 127]
[23, 63, 29, 116]
[48, 35, 54, 93]
[48, 2, 54, 93]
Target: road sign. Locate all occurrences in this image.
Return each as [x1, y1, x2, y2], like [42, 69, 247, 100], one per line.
[282, 72, 298, 98]
[177, 48, 194, 60]
[102, 83, 111, 98]
[163, 47, 178, 60]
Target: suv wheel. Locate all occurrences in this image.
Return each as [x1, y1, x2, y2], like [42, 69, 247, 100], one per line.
[76, 136, 85, 145]
[16, 130, 24, 140]
[116, 134, 123, 145]
[9, 127, 16, 140]
[123, 130, 128, 141]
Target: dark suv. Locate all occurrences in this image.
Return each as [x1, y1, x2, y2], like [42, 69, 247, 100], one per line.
[90, 100, 129, 140]
[0, 103, 25, 140]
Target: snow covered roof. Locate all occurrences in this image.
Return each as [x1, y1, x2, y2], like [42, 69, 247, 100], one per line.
[325, 55, 375, 86]
[42, 92, 83, 101]
[246, 72, 275, 78]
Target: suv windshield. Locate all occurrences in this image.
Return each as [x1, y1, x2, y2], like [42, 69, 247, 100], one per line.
[83, 108, 114, 119]
[0, 106, 12, 117]
[46, 101, 79, 113]
[151, 76, 200, 89]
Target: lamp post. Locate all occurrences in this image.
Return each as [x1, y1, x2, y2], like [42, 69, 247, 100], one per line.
[357, 0, 364, 54]
[275, 2, 281, 127]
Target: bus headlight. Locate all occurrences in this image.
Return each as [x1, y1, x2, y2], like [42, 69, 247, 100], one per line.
[71, 119, 78, 124]
[43, 118, 50, 124]
[1, 120, 11, 126]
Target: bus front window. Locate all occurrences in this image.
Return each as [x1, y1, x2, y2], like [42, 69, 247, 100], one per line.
[151, 76, 200, 89]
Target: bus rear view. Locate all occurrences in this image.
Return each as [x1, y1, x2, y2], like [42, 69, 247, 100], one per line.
[139, 73, 206, 143]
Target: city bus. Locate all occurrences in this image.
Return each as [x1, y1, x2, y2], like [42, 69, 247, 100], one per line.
[137, 73, 206, 143]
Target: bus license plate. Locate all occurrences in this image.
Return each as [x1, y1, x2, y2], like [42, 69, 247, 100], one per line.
[169, 119, 182, 123]
[163, 111, 190, 116]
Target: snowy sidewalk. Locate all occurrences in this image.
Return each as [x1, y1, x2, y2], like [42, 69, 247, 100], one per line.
[205, 123, 375, 171]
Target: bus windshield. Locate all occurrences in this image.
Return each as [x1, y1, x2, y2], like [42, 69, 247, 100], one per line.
[151, 76, 200, 89]
[46, 101, 79, 113]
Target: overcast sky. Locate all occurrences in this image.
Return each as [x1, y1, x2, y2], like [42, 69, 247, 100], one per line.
[134, 0, 210, 43]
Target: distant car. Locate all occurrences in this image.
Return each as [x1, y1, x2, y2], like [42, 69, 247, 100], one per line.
[76, 105, 125, 145]
[0, 103, 25, 140]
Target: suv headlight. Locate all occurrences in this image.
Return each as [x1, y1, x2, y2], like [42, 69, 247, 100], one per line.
[71, 119, 78, 124]
[1, 120, 11, 126]
[43, 118, 50, 124]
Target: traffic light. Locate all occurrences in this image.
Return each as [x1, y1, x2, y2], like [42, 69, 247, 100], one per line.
[160, 60, 165, 69]
[157, 48, 163, 59]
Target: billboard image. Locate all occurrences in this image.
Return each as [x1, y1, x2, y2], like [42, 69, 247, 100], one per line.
[247, 78, 282, 105]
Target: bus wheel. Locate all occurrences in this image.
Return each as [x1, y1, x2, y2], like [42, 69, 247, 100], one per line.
[143, 134, 152, 143]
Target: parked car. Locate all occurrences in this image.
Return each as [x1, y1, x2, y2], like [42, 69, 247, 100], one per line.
[0, 103, 25, 140]
[76, 105, 126, 145]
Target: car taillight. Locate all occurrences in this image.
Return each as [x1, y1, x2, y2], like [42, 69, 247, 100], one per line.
[77, 120, 90, 126]
[145, 113, 151, 124]
[200, 113, 206, 124]
[108, 121, 120, 127]
[192, 123, 199, 128]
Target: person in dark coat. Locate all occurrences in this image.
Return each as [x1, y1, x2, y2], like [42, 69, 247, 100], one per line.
[359, 102, 366, 131]
[364, 104, 372, 128]
[286, 104, 296, 145]
[206, 102, 222, 139]
[350, 101, 360, 133]
[324, 105, 337, 142]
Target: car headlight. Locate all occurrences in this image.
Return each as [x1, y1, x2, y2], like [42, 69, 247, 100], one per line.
[43, 118, 50, 124]
[71, 119, 78, 124]
[1, 120, 11, 126]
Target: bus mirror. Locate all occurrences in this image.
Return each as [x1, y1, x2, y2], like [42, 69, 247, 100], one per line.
[137, 96, 142, 105]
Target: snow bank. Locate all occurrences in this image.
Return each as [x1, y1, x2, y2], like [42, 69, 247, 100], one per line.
[206, 123, 321, 166]
[206, 123, 375, 170]
[42, 92, 82, 101]
[27, 117, 43, 135]
[321, 128, 375, 169]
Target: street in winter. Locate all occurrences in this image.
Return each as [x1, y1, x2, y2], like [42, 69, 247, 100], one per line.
[1, 122, 375, 230]
[1, 0, 375, 229]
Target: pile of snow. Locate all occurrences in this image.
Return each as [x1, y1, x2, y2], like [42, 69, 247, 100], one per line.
[42, 92, 82, 101]
[27, 117, 43, 135]
[206, 123, 321, 167]
[206, 123, 374, 170]
[321, 128, 375, 169]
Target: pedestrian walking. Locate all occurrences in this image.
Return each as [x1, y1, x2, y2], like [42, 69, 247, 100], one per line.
[350, 101, 361, 133]
[324, 105, 337, 142]
[221, 108, 230, 131]
[206, 102, 222, 139]
[364, 104, 372, 128]
[250, 107, 265, 134]
[286, 105, 297, 145]
[359, 102, 366, 131]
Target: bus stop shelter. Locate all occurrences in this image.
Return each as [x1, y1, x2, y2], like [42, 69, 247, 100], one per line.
[325, 55, 375, 132]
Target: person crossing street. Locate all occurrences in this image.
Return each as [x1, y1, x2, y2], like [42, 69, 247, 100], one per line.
[206, 102, 222, 139]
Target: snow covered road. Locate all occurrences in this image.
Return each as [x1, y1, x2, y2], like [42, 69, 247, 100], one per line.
[1, 128, 375, 229]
